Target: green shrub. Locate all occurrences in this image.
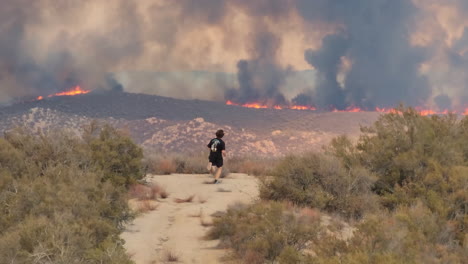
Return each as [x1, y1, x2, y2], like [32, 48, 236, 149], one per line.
[208, 202, 321, 263]
[312, 202, 467, 264]
[214, 108, 467, 263]
[0, 124, 142, 263]
[261, 152, 379, 218]
[89, 124, 144, 187]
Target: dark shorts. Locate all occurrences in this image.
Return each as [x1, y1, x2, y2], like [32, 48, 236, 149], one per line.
[209, 155, 223, 168]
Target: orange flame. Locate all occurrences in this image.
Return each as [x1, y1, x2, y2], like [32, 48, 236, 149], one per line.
[332, 106, 363, 112]
[226, 101, 468, 115]
[49, 86, 90, 97]
[226, 100, 317, 111]
[36, 86, 90, 101]
[290, 105, 317, 110]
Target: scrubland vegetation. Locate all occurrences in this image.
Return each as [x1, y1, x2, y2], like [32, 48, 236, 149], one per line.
[2, 107, 467, 263]
[144, 150, 274, 176]
[210, 107, 468, 263]
[0, 124, 143, 263]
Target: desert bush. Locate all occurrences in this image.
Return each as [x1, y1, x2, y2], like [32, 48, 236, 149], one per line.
[144, 150, 207, 174]
[311, 202, 467, 264]
[261, 152, 379, 218]
[0, 124, 143, 263]
[213, 108, 467, 263]
[328, 107, 468, 244]
[144, 151, 275, 176]
[136, 200, 159, 213]
[88, 124, 144, 187]
[227, 156, 276, 176]
[174, 195, 195, 203]
[129, 183, 160, 200]
[208, 202, 322, 263]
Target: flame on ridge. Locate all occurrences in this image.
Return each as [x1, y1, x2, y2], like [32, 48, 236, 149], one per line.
[226, 100, 316, 111]
[36, 86, 91, 101]
[226, 101, 468, 115]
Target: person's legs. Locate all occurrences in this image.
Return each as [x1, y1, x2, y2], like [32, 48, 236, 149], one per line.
[210, 165, 216, 175]
[214, 166, 223, 181]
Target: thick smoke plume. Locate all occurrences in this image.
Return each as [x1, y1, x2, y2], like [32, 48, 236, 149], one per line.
[225, 31, 290, 106]
[0, 0, 467, 110]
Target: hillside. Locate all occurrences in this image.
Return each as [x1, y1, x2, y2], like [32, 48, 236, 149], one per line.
[0, 91, 380, 156]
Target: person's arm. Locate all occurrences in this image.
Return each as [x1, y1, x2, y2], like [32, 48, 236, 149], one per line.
[222, 149, 226, 157]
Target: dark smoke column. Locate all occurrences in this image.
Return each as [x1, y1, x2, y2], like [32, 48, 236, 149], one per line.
[304, 34, 348, 110]
[297, 0, 430, 109]
[225, 31, 289, 106]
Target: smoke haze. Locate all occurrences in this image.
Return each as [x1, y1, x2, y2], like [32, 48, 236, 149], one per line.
[0, 0, 467, 110]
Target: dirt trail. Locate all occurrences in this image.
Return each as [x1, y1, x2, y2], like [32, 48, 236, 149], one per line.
[121, 173, 259, 264]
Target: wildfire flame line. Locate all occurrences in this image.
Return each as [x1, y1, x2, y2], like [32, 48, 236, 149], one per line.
[36, 86, 91, 101]
[226, 100, 317, 111]
[226, 101, 468, 116]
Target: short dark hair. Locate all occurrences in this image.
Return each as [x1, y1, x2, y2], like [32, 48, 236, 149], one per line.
[216, 129, 224, 138]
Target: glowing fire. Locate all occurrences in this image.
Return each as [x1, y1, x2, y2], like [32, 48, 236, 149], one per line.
[36, 86, 91, 101]
[290, 105, 317, 111]
[332, 106, 362, 113]
[226, 100, 316, 111]
[226, 100, 468, 115]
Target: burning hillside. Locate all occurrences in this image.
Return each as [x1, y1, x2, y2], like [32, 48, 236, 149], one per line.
[225, 100, 468, 116]
[36, 86, 91, 101]
[0, 91, 380, 156]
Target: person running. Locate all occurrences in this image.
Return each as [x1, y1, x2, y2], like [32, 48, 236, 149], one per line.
[207, 129, 226, 184]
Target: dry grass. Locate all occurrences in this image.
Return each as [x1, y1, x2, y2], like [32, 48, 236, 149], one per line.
[198, 196, 207, 203]
[144, 150, 208, 175]
[136, 200, 159, 213]
[227, 156, 276, 176]
[200, 217, 213, 227]
[145, 151, 277, 176]
[129, 183, 164, 200]
[188, 208, 203, 218]
[159, 187, 169, 199]
[174, 195, 195, 203]
[202, 180, 215, 184]
[163, 250, 180, 262]
[159, 159, 177, 174]
[217, 187, 232, 192]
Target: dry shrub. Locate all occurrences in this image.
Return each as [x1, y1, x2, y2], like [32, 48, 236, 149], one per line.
[129, 183, 161, 200]
[159, 187, 169, 199]
[144, 150, 208, 175]
[200, 217, 213, 227]
[0, 125, 140, 263]
[129, 184, 150, 200]
[189, 208, 203, 218]
[174, 195, 194, 203]
[228, 156, 276, 176]
[243, 250, 265, 264]
[163, 250, 180, 262]
[198, 196, 207, 203]
[261, 152, 379, 219]
[137, 200, 158, 213]
[159, 159, 177, 174]
[207, 201, 322, 262]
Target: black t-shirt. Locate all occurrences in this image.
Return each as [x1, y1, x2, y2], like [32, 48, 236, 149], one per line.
[207, 138, 225, 158]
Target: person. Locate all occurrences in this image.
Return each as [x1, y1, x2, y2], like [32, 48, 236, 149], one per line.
[207, 129, 226, 184]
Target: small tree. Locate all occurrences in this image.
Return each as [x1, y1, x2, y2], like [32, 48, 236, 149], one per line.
[89, 124, 144, 187]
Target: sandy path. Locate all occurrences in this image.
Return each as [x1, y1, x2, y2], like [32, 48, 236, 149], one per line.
[121, 173, 259, 264]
